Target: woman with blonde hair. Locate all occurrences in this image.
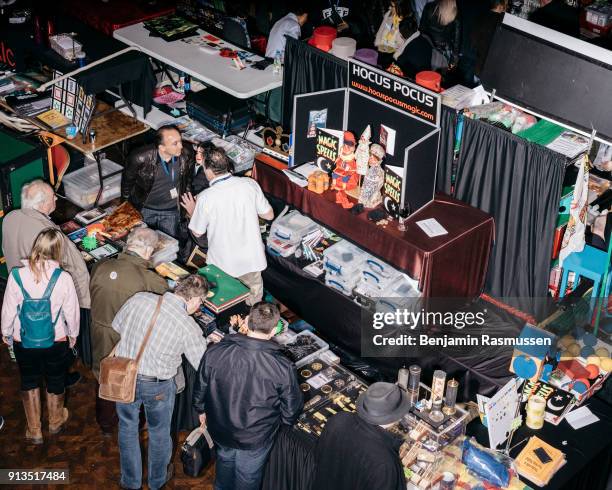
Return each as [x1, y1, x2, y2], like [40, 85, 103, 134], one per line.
[2, 228, 79, 444]
[419, 0, 461, 70]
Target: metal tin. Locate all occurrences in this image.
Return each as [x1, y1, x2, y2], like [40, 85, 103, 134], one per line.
[89, 129, 96, 145]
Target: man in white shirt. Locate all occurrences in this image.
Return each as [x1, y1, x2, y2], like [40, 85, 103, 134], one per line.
[182, 148, 274, 305]
[265, 6, 309, 59]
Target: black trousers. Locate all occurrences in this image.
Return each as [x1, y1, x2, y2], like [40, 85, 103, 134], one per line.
[13, 341, 71, 394]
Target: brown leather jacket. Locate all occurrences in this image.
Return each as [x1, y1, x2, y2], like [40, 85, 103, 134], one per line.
[121, 143, 194, 214]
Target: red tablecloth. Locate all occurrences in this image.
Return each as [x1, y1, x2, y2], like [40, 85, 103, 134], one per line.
[59, 0, 175, 36]
[253, 157, 495, 299]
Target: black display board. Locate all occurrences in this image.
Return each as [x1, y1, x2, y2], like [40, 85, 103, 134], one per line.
[290, 59, 441, 214]
[291, 89, 346, 167]
[481, 15, 612, 143]
[345, 60, 441, 213]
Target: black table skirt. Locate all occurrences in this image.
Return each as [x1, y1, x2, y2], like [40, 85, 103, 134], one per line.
[262, 426, 316, 490]
[262, 250, 524, 399]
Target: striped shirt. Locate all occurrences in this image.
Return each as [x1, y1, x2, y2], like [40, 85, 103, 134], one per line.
[112, 292, 206, 379]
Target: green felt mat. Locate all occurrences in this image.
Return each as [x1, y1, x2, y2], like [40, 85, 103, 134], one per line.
[198, 264, 250, 308]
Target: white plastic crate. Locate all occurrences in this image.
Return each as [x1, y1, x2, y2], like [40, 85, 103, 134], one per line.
[323, 240, 370, 279]
[270, 210, 319, 245]
[62, 159, 122, 209]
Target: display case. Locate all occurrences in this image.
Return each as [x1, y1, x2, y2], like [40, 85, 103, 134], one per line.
[274, 330, 329, 368]
[62, 158, 122, 210]
[400, 383, 469, 450]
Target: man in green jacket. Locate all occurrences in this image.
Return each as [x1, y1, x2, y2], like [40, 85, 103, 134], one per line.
[90, 227, 168, 435]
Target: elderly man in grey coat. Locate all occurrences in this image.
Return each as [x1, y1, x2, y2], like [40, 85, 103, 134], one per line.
[2, 179, 90, 385]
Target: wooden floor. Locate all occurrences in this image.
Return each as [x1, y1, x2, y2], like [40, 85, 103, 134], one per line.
[0, 347, 215, 489]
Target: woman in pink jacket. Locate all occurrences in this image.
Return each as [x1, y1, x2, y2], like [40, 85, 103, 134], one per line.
[1, 228, 80, 444]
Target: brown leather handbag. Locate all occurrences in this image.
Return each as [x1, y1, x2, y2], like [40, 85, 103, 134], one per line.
[98, 296, 163, 403]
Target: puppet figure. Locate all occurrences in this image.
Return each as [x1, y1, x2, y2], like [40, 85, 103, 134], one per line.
[355, 125, 371, 176]
[332, 131, 359, 208]
[358, 144, 386, 209]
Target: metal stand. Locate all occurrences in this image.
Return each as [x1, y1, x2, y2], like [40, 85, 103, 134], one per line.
[502, 378, 525, 457]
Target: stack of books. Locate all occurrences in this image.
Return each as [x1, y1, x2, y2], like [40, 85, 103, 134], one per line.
[515, 436, 566, 487]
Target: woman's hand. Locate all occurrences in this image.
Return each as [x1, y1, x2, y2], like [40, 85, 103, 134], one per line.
[2, 336, 11, 346]
[69, 336, 77, 348]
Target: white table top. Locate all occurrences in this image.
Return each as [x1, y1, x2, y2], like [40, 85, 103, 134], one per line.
[113, 23, 282, 99]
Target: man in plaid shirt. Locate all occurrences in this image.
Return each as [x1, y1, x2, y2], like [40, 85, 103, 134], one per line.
[112, 274, 208, 490]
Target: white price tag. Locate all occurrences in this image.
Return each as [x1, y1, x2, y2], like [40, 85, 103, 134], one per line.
[307, 372, 334, 389]
[416, 218, 448, 238]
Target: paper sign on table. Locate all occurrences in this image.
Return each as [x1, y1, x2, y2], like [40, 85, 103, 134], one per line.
[416, 218, 448, 237]
[565, 406, 599, 429]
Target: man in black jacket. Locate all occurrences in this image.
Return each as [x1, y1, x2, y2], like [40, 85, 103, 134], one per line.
[312, 382, 409, 490]
[193, 302, 302, 490]
[121, 125, 194, 238]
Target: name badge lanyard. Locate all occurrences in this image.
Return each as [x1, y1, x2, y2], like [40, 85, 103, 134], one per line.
[211, 175, 231, 186]
[161, 156, 176, 183]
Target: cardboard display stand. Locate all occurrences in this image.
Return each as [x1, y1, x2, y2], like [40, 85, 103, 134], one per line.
[291, 59, 441, 215]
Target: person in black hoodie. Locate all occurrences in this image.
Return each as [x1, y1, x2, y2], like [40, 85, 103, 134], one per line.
[193, 302, 302, 490]
[419, 0, 461, 70]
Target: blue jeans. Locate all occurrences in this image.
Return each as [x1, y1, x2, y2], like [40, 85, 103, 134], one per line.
[141, 207, 180, 238]
[116, 378, 176, 489]
[214, 443, 273, 490]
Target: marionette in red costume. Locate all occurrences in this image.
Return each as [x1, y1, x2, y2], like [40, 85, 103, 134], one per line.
[332, 131, 358, 208]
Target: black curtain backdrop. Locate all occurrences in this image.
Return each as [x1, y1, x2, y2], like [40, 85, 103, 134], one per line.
[454, 118, 566, 317]
[436, 105, 457, 194]
[282, 37, 348, 128]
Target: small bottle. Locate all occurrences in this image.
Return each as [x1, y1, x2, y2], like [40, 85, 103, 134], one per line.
[408, 365, 421, 393]
[184, 74, 191, 93]
[178, 72, 186, 93]
[76, 52, 87, 68]
[397, 365, 409, 391]
[273, 50, 282, 76]
[443, 379, 459, 415]
[89, 129, 96, 145]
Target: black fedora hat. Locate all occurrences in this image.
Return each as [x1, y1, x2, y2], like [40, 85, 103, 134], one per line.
[357, 382, 410, 425]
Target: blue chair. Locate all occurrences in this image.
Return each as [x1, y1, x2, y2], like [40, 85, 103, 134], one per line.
[559, 246, 611, 304]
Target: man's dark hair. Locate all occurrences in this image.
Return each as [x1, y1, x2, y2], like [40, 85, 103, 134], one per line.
[291, 3, 308, 16]
[204, 147, 232, 175]
[248, 302, 280, 334]
[395, 0, 414, 19]
[490, 0, 508, 9]
[155, 125, 180, 147]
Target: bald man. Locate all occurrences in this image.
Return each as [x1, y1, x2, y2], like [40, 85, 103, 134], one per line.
[2, 180, 90, 308]
[2, 180, 90, 385]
